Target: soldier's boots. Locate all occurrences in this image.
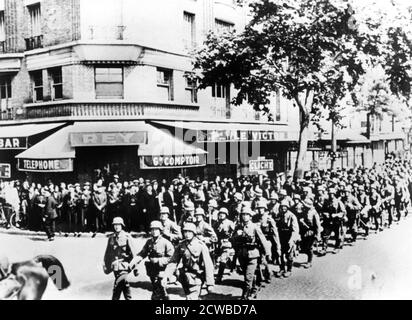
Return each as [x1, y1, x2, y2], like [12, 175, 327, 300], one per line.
[215, 263, 226, 284]
[241, 288, 251, 300]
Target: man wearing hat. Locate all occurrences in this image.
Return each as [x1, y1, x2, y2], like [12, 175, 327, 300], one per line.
[130, 221, 174, 300]
[165, 222, 215, 300]
[251, 188, 266, 211]
[80, 182, 91, 232]
[229, 192, 244, 222]
[298, 199, 322, 268]
[213, 207, 236, 284]
[232, 207, 270, 300]
[207, 199, 219, 224]
[194, 208, 217, 247]
[42, 187, 58, 241]
[276, 200, 300, 278]
[159, 207, 182, 245]
[178, 201, 196, 228]
[268, 191, 280, 218]
[103, 217, 138, 300]
[369, 185, 383, 232]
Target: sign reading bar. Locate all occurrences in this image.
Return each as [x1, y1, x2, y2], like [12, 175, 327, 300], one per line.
[70, 132, 147, 147]
[141, 154, 206, 169]
[18, 159, 73, 172]
[0, 137, 27, 150]
[197, 130, 293, 143]
[0, 163, 11, 179]
[249, 157, 274, 173]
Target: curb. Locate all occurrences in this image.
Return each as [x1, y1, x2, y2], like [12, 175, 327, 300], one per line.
[0, 228, 148, 239]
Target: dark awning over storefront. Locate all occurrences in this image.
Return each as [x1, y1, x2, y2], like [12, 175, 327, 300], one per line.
[16, 121, 207, 172]
[0, 122, 66, 150]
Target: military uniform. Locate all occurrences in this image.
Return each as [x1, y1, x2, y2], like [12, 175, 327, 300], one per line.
[135, 235, 174, 300]
[166, 236, 215, 300]
[196, 220, 218, 246]
[232, 219, 270, 299]
[103, 229, 137, 300]
[213, 216, 236, 283]
[323, 196, 347, 249]
[161, 218, 182, 245]
[341, 191, 362, 241]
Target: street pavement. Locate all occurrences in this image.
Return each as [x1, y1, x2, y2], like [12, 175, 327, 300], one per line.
[1, 216, 412, 300]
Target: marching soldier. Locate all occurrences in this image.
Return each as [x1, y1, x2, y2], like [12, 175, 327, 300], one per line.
[254, 201, 281, 284]
[357, 185, 371, 237]
[178, 201, 196, 228]
[103, 217, 137, 300]
[276, 200, 300, 278]
[381, 178, 395, 227]
[213, 207, 236, 284]
[369, 185, 383, 232]
[341, 186, 362, 242]
[194, 208, 218, 247]
[130, 221, 174, 300]
[159, 206, 182, 245]
[324, 188, 347, 252]
[298, 199, 322, 268]
[164, 223, 215, 300]
[232, 207, 271, 300]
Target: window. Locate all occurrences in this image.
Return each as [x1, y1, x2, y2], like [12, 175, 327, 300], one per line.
[211, 83, 226, 99]
[275, 89, 281, 122]
[0, 77, 12, 100]
[28, 3, 41, 37]
[185, 74, 197, 103]
[183, 12, 196, 49]
[49, 67, 63, 100]
[31, 70, 43, 102]
[215, 19, 234, 35]
[0, 11, 5, 42]
[95, 67, 123, 99]
[157, 68, 174, 101]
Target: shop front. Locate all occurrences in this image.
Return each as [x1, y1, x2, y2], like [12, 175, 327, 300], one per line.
[0, 122, 67, 180]
[16, 121, 207, 184]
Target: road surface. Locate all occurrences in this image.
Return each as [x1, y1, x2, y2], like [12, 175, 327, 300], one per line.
[1, 216, 412, 300]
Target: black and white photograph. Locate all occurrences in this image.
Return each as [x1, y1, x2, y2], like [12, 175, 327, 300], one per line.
[1, 0, 412, 302]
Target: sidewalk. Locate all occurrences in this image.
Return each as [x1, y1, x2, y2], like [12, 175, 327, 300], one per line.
[0, 227, 148, 239]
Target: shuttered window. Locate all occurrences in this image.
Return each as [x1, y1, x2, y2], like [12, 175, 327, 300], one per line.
[95, 67, 123, 99]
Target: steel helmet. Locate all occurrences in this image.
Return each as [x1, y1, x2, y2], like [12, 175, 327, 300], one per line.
[280, 200, 290, 208]
[208, 199, 218, 208]
[241, 207, 253, 216]
[269, 192, 279, 200]
[234, 193, 243, 201]
[112, 217, 125, 227]
[160, 207, 170, 215]
[219, 207, 229, 215]
[302, 199, 314, 208]
[150, 221, 164, 231]
[194, 208, 205, 216]
[279, 189, 288, 196]
[256, 200, 267, 209]
[182, 223, 197, 234]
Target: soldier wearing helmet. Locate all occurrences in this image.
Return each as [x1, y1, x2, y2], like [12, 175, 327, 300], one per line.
[130, 220, 174, 300]
[207, 199, 219, 224]
[323, 188, 347, 252]
[231, 207, 271, 300]
[159, 207, 182, 245]
[103, 217, 138, 300]
[165, 222, 215, 300]
[341, 186, 362, 242]
[276, 200, 300, 278]
[194, 208, 218, 247]
[268, 191, 280, 218]
[213, 207, 236, 284]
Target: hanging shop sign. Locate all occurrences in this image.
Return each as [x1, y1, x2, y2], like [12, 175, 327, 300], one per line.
[0, 137, 28, 150]
[140, 154, 207, 169]
[0, 163, 11, 179]
[197, 130, 293, 143]
[18, 158, 74, 172]
[249, 157, 274, 174]
[70, 132, 147, 147]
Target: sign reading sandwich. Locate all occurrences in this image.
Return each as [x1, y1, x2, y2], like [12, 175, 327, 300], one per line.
[18, 159, 73, 172]
[141, 154, 206, 169]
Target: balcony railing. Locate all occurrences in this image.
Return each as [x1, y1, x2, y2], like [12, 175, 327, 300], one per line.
[25, 35, 43, 51]
[19, 101, 199, 120]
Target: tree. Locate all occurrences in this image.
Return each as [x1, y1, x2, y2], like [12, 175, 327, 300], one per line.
[193, 0, 412, 178]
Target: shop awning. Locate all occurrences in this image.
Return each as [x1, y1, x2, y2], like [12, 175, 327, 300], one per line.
[0, 122, 66, 150]
[139, 125, 207, 169]
[152, 120, 299, 142]
[74, 44, 142, 65]
[16, 121, 207, 171]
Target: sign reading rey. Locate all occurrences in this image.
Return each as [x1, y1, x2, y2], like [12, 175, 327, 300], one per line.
[70, 132, 147, 147]
[140, 154, 207, 169]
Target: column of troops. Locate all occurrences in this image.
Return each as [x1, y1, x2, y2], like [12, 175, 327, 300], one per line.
[101, 157, 412, 300]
